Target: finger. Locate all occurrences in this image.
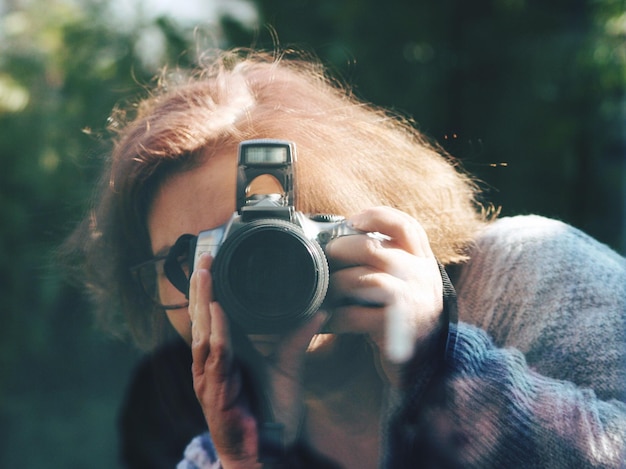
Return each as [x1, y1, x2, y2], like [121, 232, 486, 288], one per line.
[348, 206, 432, 257]
[325, 303, 387, 335]
[192, 297, 241, 413]
[327, 266, 396, 307]
[326, 235, 416, 278]
[205, 300, 240, 411]
[326, 267, 402, 335]
[189, 253, 213, 325]
[327, 301, 420, 365]
[207, 299, 234, 379]
[273, 311, 329, 378]
[326, 233, 388, 272]
[190, 256, 214, 377]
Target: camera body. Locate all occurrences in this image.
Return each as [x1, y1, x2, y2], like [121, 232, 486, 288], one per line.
[190, 139, 359, 334]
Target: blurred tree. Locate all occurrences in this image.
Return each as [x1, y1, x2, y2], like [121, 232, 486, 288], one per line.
[224, 0, 625, 252]
[0, 1, 221, 466]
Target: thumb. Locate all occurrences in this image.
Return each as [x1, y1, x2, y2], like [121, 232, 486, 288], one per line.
[273, 311, 329, 379]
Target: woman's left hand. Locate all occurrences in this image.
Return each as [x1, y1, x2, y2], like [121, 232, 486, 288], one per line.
[324, 206, 445, 385]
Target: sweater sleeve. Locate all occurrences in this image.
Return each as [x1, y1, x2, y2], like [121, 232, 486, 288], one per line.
[455, 215, 626, 401]
[385, 216, 626, 468]
[385, 323, 626, 468]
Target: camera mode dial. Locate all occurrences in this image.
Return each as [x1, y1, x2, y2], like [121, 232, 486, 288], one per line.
[309, 214, 345, 223]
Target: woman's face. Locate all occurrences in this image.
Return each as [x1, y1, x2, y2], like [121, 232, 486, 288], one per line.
[147, 148, 336, 357]
[148, 149, 237, 343]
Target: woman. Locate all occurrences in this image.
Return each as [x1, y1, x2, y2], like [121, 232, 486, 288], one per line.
[64, 49, 625, 468]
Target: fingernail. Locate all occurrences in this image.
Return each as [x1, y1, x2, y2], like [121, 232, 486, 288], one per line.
[347, 215, 365, 231]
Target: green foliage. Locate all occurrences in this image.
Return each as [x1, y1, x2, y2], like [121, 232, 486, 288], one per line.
[0, 1, 205, 466]
[1, 2, 127, 361]
[237, 0, 625, 252]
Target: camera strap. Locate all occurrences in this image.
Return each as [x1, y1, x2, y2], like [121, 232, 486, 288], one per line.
[438, 261, 458, 360]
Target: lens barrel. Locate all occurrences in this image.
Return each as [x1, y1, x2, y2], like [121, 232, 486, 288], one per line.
[211, 219, 329, 334]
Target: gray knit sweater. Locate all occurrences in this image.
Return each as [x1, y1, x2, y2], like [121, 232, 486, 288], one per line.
[178, 216, 626, 468]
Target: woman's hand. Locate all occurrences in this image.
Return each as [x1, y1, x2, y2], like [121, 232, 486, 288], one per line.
[324, 206, 445, 385]
[188, 253, 326, 468]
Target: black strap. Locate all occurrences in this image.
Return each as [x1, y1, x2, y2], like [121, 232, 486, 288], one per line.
[438, 261, 458, 360]
[164, 234, 195, 298]
[438, 261, 458, 324]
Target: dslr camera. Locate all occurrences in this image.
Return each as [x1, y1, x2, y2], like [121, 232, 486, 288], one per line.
[187, 139, 362, 334]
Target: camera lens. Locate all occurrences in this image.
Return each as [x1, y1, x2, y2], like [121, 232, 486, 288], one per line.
[212, 219, 329, 334]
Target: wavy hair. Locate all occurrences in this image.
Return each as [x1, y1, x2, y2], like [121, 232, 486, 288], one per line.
[62, 49, 491, 347]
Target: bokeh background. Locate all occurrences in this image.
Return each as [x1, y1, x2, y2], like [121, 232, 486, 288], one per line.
[1, 0, 624, 466]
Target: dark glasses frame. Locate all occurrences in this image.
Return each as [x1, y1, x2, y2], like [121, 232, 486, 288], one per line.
[130, 255, 190, 310]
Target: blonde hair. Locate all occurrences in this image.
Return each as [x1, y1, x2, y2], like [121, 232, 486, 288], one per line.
[65, 49, 491, 346]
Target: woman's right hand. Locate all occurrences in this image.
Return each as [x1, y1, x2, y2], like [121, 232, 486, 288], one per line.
[188, 253, 326, 468]
[188, 253, 259, 468]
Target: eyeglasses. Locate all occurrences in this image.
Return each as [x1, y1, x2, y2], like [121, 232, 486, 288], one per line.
[130, 254, 190, 310]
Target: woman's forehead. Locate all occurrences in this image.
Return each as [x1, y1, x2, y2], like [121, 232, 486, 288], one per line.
[147, 151, 237, 255]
